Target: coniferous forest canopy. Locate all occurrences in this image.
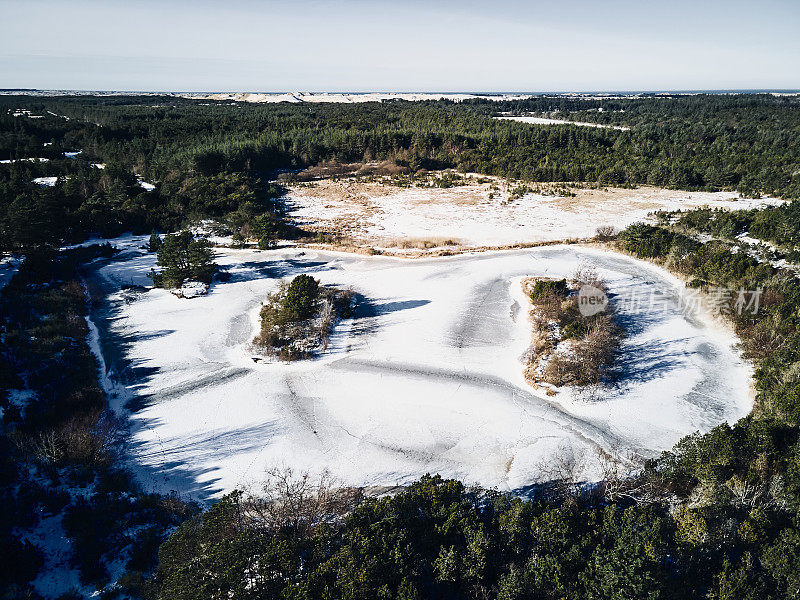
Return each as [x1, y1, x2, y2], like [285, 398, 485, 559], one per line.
[1, 93, 800, 250]
[2, 93, 800, 599]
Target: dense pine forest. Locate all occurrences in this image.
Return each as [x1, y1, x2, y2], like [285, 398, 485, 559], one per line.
[1, 93, 800, 250]
[2, 93, 800, 599]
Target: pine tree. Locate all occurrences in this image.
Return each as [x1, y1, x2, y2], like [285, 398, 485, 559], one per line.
[148, 231, 162, 253]
[150, 231, 217, 288]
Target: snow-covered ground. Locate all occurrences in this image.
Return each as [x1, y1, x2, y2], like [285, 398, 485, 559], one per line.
[496, 115, 631, 130]
[87, 241, 751, 500]
[286, 180, 785, 249]
[0, 157, 50, 164]
[10, 108, 44, 118]
[0, 255, 21, 290]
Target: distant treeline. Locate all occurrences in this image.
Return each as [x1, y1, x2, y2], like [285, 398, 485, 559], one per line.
[1, 93, 799, 250]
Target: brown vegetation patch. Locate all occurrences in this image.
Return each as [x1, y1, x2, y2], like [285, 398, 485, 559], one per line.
[521, 267, 623, 390]
[381, 236, 462, 249]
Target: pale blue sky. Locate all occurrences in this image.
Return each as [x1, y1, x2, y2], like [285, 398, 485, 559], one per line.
[1, 0, 798, 92]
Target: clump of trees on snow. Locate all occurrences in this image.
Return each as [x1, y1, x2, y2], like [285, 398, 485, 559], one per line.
[523, 268, 623, 389]
[148, 230, 217, 290]
[253, 274, 352, 360]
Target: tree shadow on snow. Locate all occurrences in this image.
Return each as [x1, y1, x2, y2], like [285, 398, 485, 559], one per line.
[612, 337, 693, 384]
[345, 293, 431, 341]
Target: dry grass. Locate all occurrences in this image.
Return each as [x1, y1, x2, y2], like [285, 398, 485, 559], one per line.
[521, 269, 623, 391]
[383, 236, 462, 249]
[287, 174, 748, 254]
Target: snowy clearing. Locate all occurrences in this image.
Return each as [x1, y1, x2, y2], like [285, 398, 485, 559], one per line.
[286, 178, 785, 251]
[86, 241, 751, 500]
[0, 255, 21, 290]
[0, 157, 50, 164]
[496, 115, 631, 130]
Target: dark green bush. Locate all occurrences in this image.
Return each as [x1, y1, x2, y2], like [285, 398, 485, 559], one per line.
[530, 278, 568, 300]
[283, 274, 319, 319]
[150, 231, 217, 288]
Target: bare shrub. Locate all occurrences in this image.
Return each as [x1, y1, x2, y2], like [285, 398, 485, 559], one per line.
[387, 237, 461, 249]
[356, 160, 409, 177]
[595, 447, 653, 503]
[541, 354, 575, 386]
[529, 328, 551, 356]
[582, 317, 620, 366]
[740, 320, 785, 361]
[25, 409, 122, 467]
[595, 225, 617, 240]
[243, 468, 361, 537]
[536, 443, 586, 498]
[571, 264, 606, 292]
[29, 429, 64, 464]
[317, 298, 335, 351]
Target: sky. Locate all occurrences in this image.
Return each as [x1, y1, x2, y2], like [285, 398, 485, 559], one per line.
[1, 0, 799, 92]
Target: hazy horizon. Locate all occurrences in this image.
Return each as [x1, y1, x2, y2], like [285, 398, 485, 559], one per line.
[2, 0, 799, 92]
[3, 88, 800, 95]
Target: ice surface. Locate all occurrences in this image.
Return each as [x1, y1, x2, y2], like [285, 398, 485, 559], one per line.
[86, 242, 752, 500]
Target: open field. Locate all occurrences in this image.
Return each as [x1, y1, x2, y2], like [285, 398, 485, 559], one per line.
[495, 115, 631, 130]
[285, 177, 785, 252]
[85, 238, 751, 500]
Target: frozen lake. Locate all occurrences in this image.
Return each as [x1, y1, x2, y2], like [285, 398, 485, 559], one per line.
[86, 240, 752, 500]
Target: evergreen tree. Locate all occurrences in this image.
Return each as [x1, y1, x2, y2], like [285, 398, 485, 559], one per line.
[150, 231, 217, 288]
[148, 231, 162, 253]
[283, 274, 319, 319]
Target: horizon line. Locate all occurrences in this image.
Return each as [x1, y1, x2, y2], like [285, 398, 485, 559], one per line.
[2, 88, 800, 96]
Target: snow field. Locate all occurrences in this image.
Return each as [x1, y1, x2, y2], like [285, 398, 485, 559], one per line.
[495, 115, 631, 130]
[287, 182, 785, 249]
[87, 242, 752, 499]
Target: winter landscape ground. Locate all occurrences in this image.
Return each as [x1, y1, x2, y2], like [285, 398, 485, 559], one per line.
[286, 176, 784, 252]
[4, 87, 800, 599]
[85, 224, 752, 501]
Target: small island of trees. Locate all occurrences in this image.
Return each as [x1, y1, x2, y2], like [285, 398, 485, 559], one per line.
[253, 274, 353, 360]
[148, 231, 217, 292]
[523, 269, 623, 390]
